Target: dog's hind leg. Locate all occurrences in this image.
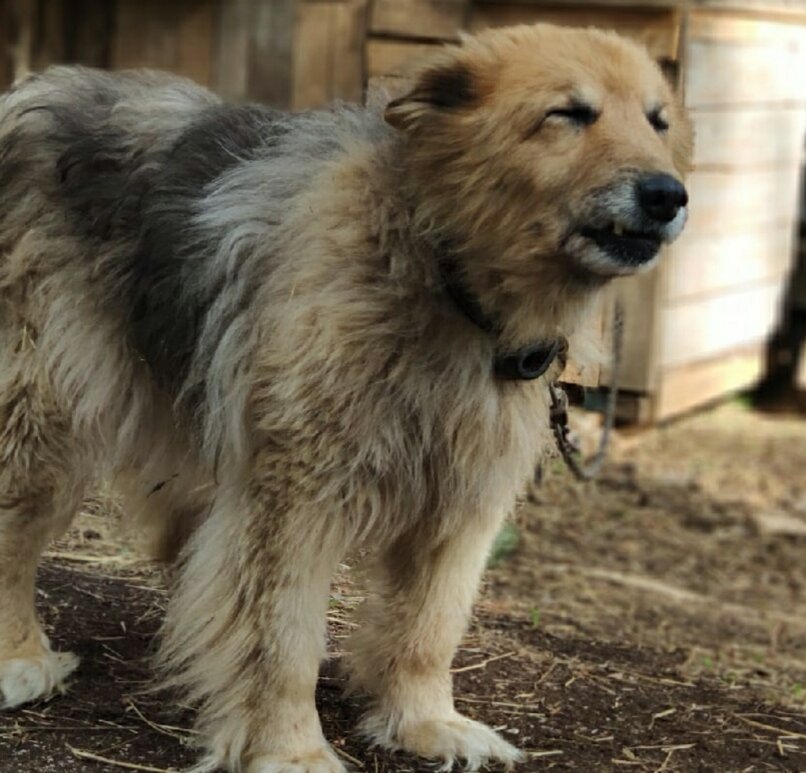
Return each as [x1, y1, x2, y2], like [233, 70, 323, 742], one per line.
[347, 511, 524, 771]
[0, 379, 83, 710]
[159, 472, 349, 773]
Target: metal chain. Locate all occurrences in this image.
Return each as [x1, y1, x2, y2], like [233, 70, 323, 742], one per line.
[549, 300, 624, 482]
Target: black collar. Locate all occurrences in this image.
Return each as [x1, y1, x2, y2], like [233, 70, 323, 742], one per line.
[440, 260, 566, 381]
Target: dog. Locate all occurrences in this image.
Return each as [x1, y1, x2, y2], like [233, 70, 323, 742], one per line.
[0, 23, 692, 772]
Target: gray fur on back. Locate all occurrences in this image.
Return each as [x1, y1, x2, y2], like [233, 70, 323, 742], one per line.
[0, 65, 392, 462]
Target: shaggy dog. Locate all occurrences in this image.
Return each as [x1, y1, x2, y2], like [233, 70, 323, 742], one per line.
[0, 24, 692, 772]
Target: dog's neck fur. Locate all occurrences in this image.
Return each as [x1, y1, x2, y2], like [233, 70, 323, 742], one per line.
[382, 141, 600, 361]
[390, 195, 598, 375]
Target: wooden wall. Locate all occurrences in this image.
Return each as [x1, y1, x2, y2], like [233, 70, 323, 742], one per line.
[367, 1, 682, 80]
[651, 11, 806, 418]
[0, 0, 368, 109]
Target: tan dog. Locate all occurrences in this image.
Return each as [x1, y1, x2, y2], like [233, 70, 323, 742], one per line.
[0, 24, 692, 772]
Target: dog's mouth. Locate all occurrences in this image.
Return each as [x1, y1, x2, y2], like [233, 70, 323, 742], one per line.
[579, 223, 662, 267]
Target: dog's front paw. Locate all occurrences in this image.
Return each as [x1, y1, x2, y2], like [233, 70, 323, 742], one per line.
[0, 649, 79, 710]
[362, 710, 524, 771]
[247, 745, 348, 773]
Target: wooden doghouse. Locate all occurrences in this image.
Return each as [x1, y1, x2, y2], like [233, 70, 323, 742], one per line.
[3, 0, 805, 421]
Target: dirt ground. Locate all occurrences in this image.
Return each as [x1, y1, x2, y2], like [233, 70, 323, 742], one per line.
[1, 400, 805, 772]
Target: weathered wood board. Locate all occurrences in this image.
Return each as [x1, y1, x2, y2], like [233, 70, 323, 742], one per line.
[685, 167, 803, 235]
[470, 3, 681, 58]
[293, 0, 367, 109]
[661, 281, 787, 368]
[366, 39, 442, 78]
[113, 0, 215, 86]
[664, 227, 796, 302]
[692, 108, 806, 168]
[655, 346, 766, 419]
[685, 14, 806, 107]
[370, 0, 468, 40]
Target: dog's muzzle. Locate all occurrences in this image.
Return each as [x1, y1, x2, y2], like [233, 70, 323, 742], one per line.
[572, 173, 689, 275]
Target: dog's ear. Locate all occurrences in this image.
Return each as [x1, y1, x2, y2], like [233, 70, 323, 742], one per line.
[384, 60, 477, 130]
[657, 57, 681, 90]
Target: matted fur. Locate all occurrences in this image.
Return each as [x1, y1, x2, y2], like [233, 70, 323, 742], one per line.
[0, 24, 692, 772]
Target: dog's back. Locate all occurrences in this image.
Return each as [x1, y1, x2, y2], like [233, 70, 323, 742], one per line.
[0, 68, 255, 385]
[0, 66, 214, 237]
[0, 67, 381, 409]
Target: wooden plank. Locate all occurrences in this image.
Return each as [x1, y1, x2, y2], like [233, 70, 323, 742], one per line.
[688, 11, 806, 45]
[470, 0, 680, 8]
[2, 0, 31, 86]
[370, 0, 467, 41]
[692, 107, 806, 168]
[30, 0, 66, 70]
[0, 5, 9, 89]
[693, 1, 806, 19]
[116, 0, 213, 85]
[561, 361, 600, 387]
[600, 267, 665, 393]
[214, 0, 251, 100]
[247, 0, 295, 107]
[685, 14, 806, 107]
[468, 0, 805, 12]
[798, 339, 806, 389]
[664, 226, 797, 302]
[470, 4, 681, 59]
[660, 281, 786, 368]
[293, 0, 367, 110]
[174, 0, 215, 86]
[685, 166, 803, 235]
[655, 346, 765, 419]
[686, 41, 806, 107]
[367, 38, 442, 78]
[1, 0, 113, 80]
[214, 0, 297, 106]
[331, 0, 368, 104]
[562, 291, 606, 387]
[63, 0, 114, 69]
[113, 1, 164, 71]
[294, 1, 336, 109]
[615, 393, 655, 425]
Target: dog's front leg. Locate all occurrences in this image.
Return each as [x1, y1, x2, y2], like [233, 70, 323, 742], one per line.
[347, 511, 524, 771]
[160, 481, 348, 773]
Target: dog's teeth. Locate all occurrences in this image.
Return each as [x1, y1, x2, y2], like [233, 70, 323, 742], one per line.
[613, 223, 624, 236]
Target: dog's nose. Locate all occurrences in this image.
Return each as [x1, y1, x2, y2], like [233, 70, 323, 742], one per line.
[637, 174, 688, 223]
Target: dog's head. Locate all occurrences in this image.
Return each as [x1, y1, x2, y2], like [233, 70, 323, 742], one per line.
[386, 24, 693, 334]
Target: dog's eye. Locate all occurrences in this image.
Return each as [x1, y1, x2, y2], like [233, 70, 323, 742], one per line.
[648, 107, 669, 133]
[524, 104, 599, 139]
[546, 105, 599, 127]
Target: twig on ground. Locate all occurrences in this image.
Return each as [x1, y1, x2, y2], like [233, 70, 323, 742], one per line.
[334, 745, 365, 768]
[44, 551, 140, 565]
[652, 747, 676, 773]
[67, 745, 177, 772]
[452, 651, 516, 674]
[734, 714, 806, 739]
[126, 700, 196, 741]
